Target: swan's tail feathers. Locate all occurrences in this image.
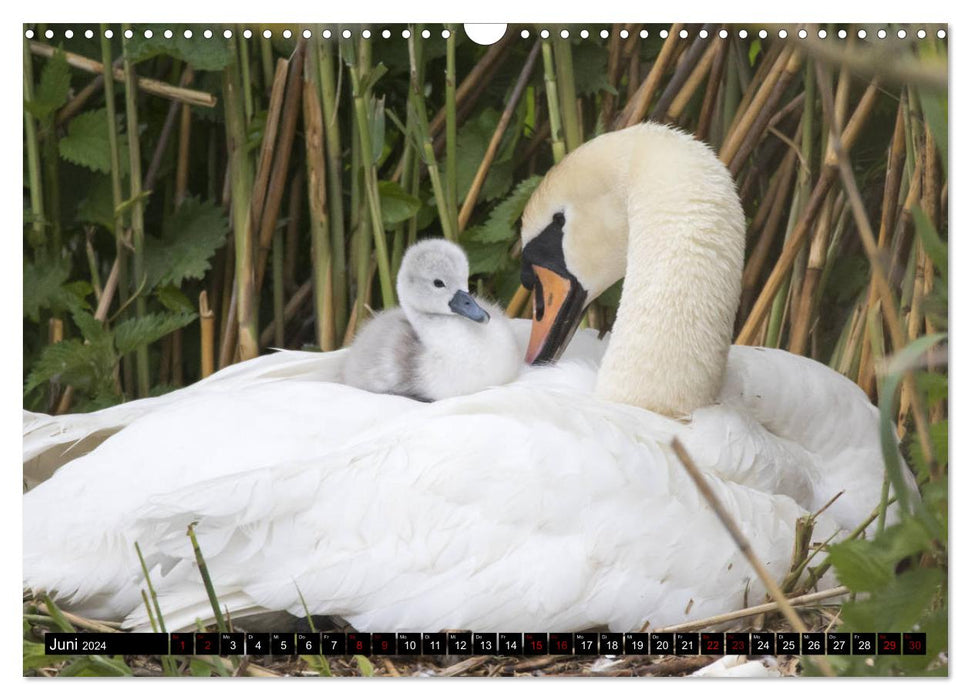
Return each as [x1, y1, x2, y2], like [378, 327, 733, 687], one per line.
[23, 410, 132, 489]
[22, 350, 349, 489]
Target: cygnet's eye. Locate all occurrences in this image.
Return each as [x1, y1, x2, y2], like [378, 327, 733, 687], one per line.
[433, 279, 445, 288]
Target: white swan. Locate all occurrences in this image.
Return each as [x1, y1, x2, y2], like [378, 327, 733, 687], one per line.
[23, 122, 893, 632]
[342, 239, 519, 401]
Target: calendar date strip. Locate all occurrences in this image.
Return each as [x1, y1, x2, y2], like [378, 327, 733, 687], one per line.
[45, 631, 927, 657]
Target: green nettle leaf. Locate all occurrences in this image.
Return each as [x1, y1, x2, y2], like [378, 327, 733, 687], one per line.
[24, 337, 116, 397]
[23, 259, 69, 322]
[827, 538, 896, 592]
[70, 308, 108, 344]
[26, 49, 71, 119]
[144, 198, 229, 289]
[113, 312, 197, 357]
[572, 42, 617, 97]
[839, 567, 944, 633]
[461, 237, 511, 276]
[76, 175, 125, 231]
[455, 109, 517, 205]
[378, 180, 422, 226]
[59, 109, 130, 175]
[156, 284, 196, 313]
[467, 175, 542, 244]
[126, 25, 232, 71]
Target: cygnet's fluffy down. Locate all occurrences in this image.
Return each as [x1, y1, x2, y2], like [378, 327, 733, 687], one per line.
[342, 239, 520, 401]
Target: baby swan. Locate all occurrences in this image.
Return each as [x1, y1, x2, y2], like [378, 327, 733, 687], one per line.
[343, 239, 520, 401]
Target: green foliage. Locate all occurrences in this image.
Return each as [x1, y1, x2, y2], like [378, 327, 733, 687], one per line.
[465, 175, 542, 244]
[144, 198, 229, 288]
[25, 49, 70, 119]
[114, 312, 197, 356]
[455, 108, 521, 205]
[126, 25, 232, 71]
[23, 258, 81, 322]
[572, 42, 616, 97]
[24, 309, 196, 402]
[917, 88, 947, 172]
[76, 175, 123, 231]
[378, 180, 422, 226]
[59, 108, 130, 175]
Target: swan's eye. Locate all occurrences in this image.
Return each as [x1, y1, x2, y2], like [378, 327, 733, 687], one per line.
[433, 279, 445, 288]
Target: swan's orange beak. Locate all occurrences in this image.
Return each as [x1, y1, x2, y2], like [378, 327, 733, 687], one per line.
[524, 265, 588, 365]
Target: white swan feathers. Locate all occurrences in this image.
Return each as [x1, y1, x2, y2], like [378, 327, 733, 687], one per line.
[342, 239, 519, 401]
[23, 122, 896, 633]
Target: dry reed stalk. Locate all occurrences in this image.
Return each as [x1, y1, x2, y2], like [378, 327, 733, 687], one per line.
[741, 149, 797, 313]
[259, 280, 313, 347]
[617, 24, 683, 129]
[799, 34, 947, 92]
[200, 291, 215, 379]
[728, 49, 803, 177]
[284, 171, 304, 294]
[723, 40, 784, 139]
[600, 24, 625, 126]
[175, 72, 194, 207]
[858, 99, 907, 395]
[789, 190, 836, 355]
[651, 25, 716, 122]
[921, 119, 941, 338]
[695, 37, 728, 140]
[29, 41, 216, 108]
[720, 45, 795, 169]
[670, 439, 834, 676]
[505, 284, 531, 319]
[54, 58, 122, 127]
[655, 586, 850, 633]
[457, 41, 541, 232]
[249, 59, 290, 238]
[813, 65, 935, 472]
[256, 44, 306, 292]
[303, 41, 336, 352]
[736, 80, 881, 346]
[665, 39, 721, 123]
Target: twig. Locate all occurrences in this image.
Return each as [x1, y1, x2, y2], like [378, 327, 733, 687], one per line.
[458, 40, 541, 232]
[736, 79, 881, 346]
[670, 438, 814, 635]
[199, 291, 215, 378]
[654, 586, 849, 633]
[617, 24, 683, 128]
[29, 41, 217, 108]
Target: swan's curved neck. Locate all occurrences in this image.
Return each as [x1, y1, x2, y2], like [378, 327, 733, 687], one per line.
[593, 151, 745, 417]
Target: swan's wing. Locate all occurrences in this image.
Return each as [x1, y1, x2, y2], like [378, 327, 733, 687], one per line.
[26, 379, 840, 632]
[22, 349, 348, 487]
[717, 346, 910, 529]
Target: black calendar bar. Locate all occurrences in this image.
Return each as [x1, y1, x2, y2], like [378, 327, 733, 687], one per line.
[45, 632, 169, 655]
[45, 631, 925, 657]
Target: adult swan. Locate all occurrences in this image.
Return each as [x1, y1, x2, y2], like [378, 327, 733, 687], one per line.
[24, 123, 891, 632]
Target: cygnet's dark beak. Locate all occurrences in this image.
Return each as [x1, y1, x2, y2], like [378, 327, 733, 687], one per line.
[448, 290, 490, 323]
